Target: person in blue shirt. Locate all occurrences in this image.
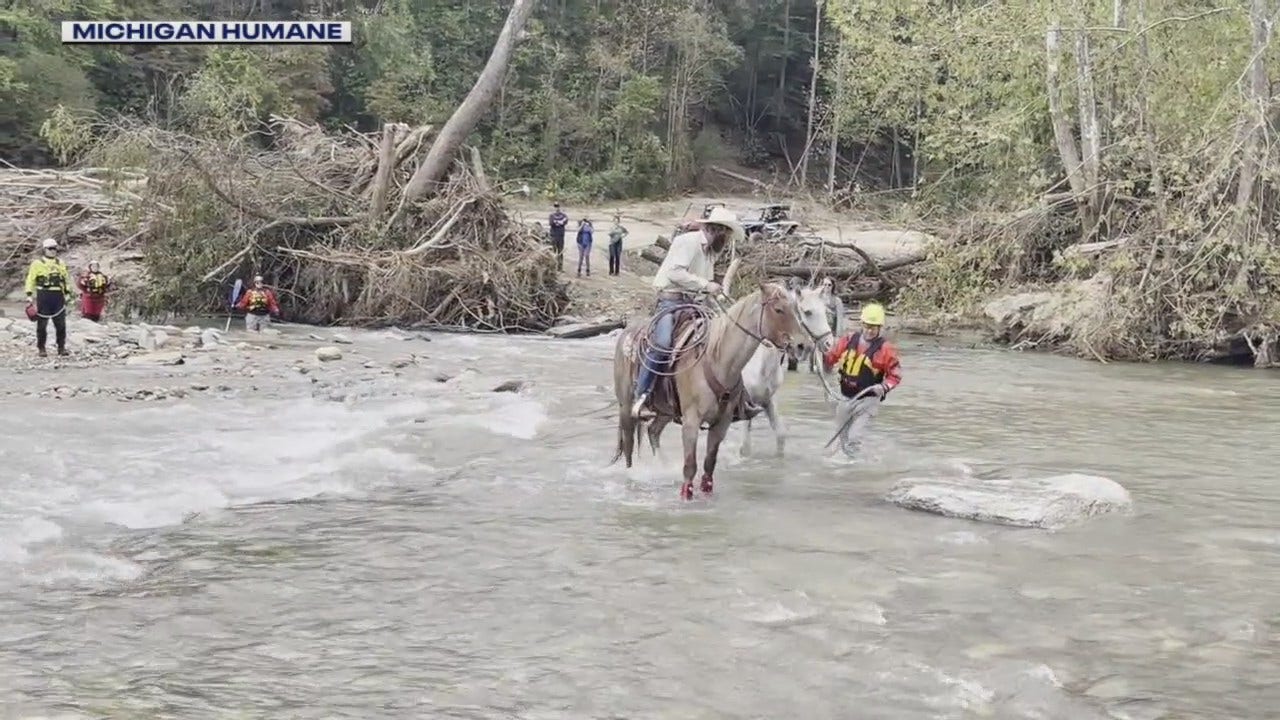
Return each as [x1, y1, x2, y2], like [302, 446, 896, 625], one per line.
[576, 218, 594, 276]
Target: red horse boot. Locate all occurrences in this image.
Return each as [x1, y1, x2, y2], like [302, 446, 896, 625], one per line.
[700, 473, 714, 495]
[679, 480, 695, 501]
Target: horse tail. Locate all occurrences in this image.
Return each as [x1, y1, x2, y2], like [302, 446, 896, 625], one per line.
[609, 417, 625, 466]
[610, 411, 639, 468]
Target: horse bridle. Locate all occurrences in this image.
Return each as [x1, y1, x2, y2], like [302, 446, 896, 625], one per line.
[714, 288, 830, 351]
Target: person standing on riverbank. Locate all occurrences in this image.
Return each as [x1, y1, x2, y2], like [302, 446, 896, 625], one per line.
[822, 302, 901, 455]
[24, 238, 74, 357]
[76, 260, 111, 322]
[607, 213, 628, 276]
[548, 202, 568, 270]
[576, 218, 594, 276]
[234, 275, 281, 332]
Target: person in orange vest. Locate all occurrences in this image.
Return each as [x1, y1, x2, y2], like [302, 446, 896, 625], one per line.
[821, 302, 902, 455]
[234, 275, 281, 332]
[76, 260, 111, 322]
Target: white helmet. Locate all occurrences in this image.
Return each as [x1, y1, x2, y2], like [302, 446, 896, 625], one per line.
[41, 238, 58, 249]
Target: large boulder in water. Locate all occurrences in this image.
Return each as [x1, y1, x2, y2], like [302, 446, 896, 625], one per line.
[885, 473, 1132, 530]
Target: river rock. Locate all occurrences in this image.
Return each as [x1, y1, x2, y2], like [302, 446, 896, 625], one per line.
[885, 473, 1132, 530]
[331, 334, 353, 344]
[152, 330, 170, 349]
[492, 380, 527, 393]
[125, 350, 185, 367]
[199, 329, 222, 348]
[133, 327, 157, 350]
[315, 346, 343, 361]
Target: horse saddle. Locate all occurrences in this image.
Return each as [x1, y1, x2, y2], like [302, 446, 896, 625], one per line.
[632, 307, 762, 427]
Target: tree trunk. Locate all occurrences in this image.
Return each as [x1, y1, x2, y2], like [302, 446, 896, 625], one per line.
[826, 35, 843, 197]
[1234, 0, 1270, 212]
[777, 0, 791, 126]
[1135, 0, 1165, 225]
[1074, 14, 1102, 227]
[799, 0, 824, 185]
[368, 122, 404, 222]
[1045, 22, 1091, 229]
[399, 0, 537, 207]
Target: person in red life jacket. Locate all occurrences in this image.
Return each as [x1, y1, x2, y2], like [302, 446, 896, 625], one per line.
[76, 260, 111, 322]
[234, 275, 281, 332]
[821, 302, 902, 455]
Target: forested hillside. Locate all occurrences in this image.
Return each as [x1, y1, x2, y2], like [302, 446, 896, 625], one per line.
[3, 0, 1278, 363]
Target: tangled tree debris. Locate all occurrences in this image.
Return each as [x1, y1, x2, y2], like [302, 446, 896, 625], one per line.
[13, 116, 569, 331]
[637, 230, 928, 304]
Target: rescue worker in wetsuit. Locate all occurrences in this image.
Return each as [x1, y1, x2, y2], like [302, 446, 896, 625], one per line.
[76, 260, 111, 322]
[234, 275, 281, 332]
[630, 206, 742, 419]
[822, 302, 902, 455]
[24, 238, 74, 357]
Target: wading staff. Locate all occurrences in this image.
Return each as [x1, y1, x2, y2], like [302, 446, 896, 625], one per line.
[225, 278, 243, 332]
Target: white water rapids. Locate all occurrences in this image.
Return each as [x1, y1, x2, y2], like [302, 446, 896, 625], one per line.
[1, 328, 1277, 718]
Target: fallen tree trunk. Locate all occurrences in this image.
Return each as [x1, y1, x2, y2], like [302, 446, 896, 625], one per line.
[761, 265, 865, 279]
[758, 254, 924, 279]
[640, 246, 666, 265]
[708, 165, 771, 191]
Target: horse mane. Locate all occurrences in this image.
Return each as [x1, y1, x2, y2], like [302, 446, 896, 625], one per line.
[707, 285, 773, 360]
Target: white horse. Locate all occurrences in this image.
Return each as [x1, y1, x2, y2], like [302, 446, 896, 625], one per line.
[740, 280, 837, 456]
[792, 278, 846, 373]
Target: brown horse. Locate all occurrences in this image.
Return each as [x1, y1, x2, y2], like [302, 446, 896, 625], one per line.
[611, 282, 804, 500]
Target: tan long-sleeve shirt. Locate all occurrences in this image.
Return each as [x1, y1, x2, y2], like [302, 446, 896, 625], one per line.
[652, 230, 715, 293]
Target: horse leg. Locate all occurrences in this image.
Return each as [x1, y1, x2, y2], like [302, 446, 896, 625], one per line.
[679, 417, 699, 501]
[702, 413, 733, 495]
[764, 398, 786, 457]
[740, 415, 753, 457]
[647, 417, 670, 454]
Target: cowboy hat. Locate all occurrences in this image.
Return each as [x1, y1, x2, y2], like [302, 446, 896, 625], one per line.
[701, 206, 745, 243]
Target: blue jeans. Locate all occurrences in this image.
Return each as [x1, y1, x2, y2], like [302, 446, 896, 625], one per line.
[634, 298, 682, 398]
[608, 241, 623, 274]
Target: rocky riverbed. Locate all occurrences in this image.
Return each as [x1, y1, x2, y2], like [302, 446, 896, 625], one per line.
[0, 311, 478, 404]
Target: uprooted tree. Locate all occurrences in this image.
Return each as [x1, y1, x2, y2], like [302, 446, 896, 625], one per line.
[17, 0, 566, 331]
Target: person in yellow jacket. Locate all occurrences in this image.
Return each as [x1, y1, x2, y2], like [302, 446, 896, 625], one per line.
[24, 238, 74, 357]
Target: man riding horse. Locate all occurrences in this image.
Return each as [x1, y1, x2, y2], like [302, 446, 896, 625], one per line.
[631, 206, 744, 419]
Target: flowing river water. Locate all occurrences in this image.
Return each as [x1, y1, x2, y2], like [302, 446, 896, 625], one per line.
[1, 328, 1277, 719]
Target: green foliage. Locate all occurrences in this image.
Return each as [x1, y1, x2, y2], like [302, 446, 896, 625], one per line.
[176, 48, 285, 137]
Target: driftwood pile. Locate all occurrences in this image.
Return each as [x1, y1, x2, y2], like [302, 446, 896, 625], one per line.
[11, 116, 568, 330]
[0, 165, 153, 294]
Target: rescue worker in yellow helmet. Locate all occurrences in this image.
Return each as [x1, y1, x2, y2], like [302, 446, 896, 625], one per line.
[821, 302, 902, 455]
[24, 238, 74, 357]
[234, 275, 281, 332]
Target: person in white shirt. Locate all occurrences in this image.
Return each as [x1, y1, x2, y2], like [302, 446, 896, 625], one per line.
[631, 206, 743, 418]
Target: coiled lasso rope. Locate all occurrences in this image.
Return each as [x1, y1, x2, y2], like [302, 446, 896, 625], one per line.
[633, 301, 717, 377]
